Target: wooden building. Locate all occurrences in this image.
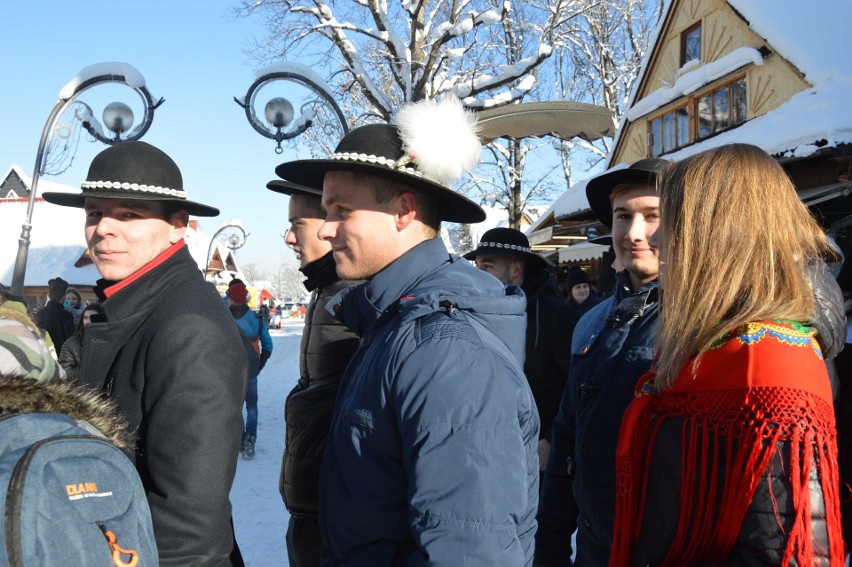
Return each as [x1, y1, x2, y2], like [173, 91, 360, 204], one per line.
[530, 0, 852, 279]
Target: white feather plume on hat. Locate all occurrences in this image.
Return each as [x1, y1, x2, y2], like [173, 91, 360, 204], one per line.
[393, 97, 482, 187]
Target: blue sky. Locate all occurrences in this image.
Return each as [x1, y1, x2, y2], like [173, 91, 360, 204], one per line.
[1, 1, 302, 278]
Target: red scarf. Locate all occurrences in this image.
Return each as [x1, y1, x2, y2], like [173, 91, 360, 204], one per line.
[610, 320, 843, 566]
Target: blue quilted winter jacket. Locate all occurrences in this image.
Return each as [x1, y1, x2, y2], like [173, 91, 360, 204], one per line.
[320, 237, 540, 566]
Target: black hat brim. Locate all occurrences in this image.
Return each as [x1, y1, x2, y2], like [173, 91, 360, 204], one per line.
[42, 191, 220, 217]
[275, 159, 486, 224]
[266, 179, 323, 197]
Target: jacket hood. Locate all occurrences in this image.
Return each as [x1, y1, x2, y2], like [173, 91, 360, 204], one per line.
[329, 237, 528, 365]
[0, 375, 132, 449]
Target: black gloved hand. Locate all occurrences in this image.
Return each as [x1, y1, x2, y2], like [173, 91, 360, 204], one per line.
[259, 350, 271, 371]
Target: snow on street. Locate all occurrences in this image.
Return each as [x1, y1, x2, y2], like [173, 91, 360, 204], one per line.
[231, 318, 304, 565]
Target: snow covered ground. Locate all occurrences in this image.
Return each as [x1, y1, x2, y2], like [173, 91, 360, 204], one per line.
[230, 318, 304, 565]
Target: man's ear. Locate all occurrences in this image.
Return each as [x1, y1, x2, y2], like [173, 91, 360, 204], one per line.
[169, 209, 189, 243]
[512, 260, 524, 281]
[395, 191, 418, 231]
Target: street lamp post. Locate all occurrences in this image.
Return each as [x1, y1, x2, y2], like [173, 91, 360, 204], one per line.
[235, 61, 349, 154]
[206, 222, 249, 283]
[10, 62, 163, 296]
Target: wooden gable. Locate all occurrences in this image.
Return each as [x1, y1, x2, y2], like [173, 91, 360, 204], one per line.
[612, 0, 810, 165]
[1, 169, 30, 199]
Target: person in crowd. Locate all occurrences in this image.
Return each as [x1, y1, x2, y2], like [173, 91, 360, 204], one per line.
[1, 288, 129, 450]
[610, 143, 844, 566]
[34, 276, 74, 354]
[63, 286, 85, 326]
[1, 283, 65, 383]
[258, 302, 271, 326]
[535, 157, 667, 566]
[465, 227, 577, 478]
[274, 96, 539, 565]
[267, 178, 361, 567]
[43, 141, 248, 566]
[226, 278, 273, 460]
[58, 302, 102, 382]
[536, 154, 846, 567]
[564, 266, 599, 318]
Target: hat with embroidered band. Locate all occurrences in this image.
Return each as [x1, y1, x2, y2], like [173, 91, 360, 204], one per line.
[42, 141, 219, 217]
[266, 179, 322, 197]
[274, 97, 486, 224]
[463, 227, 557, 272]
[585, 157, 668, 228]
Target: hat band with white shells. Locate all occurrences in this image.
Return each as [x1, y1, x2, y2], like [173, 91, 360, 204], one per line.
[329, 152, 425, 179]
[81, 180, 187, 199]
[476, 241, 534, 254]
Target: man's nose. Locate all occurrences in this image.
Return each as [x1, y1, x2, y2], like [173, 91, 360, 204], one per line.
[92, 216, 117, 237]
[317, 220, 335, 242]
[627, 216, 647, 242]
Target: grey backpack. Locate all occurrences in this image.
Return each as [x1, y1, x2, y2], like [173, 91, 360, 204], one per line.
[0, 413, 158, 566]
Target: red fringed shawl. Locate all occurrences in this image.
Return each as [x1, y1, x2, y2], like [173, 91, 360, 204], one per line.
[610, 320, 844, 567]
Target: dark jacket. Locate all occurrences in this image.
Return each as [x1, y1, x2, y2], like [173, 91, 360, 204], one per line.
[320, 237, 539, 566]
[280, 252, 360, 517]
[521, 270, 577, 441]
[536, 272, 660, 566]
[58, 333, 83, 382]
[79, 242, 248, 567]
[35, 300, 74, 353]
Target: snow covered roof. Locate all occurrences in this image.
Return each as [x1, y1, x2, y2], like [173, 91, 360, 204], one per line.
[0, 198, 99, 288]
[606, 0, 852, 168]
[529, 0, 852, 233]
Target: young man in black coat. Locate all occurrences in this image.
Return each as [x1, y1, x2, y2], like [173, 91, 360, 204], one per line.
[465, 227, 578, 476]
[268, 179, 361, 567]
[34, 276, 74, 353]
[43, 141, 248, 567]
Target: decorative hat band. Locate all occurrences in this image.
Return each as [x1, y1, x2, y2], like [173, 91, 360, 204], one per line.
[329, 152, 426, 180]
[81, 180, 187, 199]
[477, 241, 533, 254]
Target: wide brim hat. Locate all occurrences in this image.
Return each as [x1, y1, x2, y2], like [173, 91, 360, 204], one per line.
[266, 179, 322, 198]
[585, 157, 667, 228]
[463, 227, 557, 271]
[43, 141, 219, 217]
[274, 98, 486, 224]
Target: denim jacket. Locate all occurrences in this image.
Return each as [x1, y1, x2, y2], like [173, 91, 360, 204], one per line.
[536, 272, 660, 566]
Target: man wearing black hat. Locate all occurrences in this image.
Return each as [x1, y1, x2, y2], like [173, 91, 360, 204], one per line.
[34, 276, 74, 354]
[43, 141, 248, 566]
[275, 97, 539, 566]
[267, 179, 360, 567]
[534, 158, 665, 566]
[464, 227, 577, 481]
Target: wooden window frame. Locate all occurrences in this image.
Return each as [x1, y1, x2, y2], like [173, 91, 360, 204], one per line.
[648, 103, 690, 157]
[694, 75, 747, 141]
[680, 22, 702, 66]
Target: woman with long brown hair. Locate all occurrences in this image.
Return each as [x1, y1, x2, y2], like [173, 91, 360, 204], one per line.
[610, 143, 843, 566]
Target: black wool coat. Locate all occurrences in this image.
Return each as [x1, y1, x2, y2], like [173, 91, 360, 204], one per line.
[80, 244, 248, 566]
[35, 300, 74, 353]
[522, 270, 578, 441]
[280, 252, 361, 517]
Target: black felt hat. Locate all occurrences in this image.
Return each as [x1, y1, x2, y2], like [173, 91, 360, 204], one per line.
[266, 179, 322, 198]
[43, 141, 219, 217]
[274, 98, 486, 224]
[463, 227, 556, 271]
[585, 157, 667, 228]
